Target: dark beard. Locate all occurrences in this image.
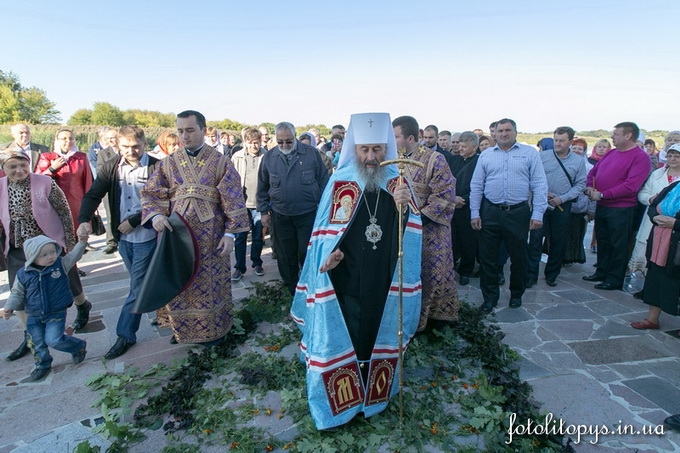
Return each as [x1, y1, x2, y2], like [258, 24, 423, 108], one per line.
[355, 161, 386, 193]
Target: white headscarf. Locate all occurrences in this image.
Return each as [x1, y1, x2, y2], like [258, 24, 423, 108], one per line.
[336, 112, 397, 169]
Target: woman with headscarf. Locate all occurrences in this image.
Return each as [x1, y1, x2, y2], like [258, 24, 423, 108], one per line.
[630, 177, 680, 331]
[588, 138, 611, 166]
[0, 151, 92, 361]
[35, 128, 93, 233]
[35, 129, 93, 274]
[658, 131, 680, 167]
[300, 132, 333, 174]
[537, 137, 554, 152]
[629, 144, 680, 276]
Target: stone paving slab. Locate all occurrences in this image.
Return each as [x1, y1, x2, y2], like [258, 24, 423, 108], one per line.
[569, 336, 674, 365]
[493, 306, 534, 323]
[538, 304, 605, 323]
[590, 320, 646, 340]
[622, 377, 680, 414]
[585, 299, 638, 317]
[529, 374, 675, 451]
[516, 356, 553, 381]
[540, 320, 597, 341]
[609, 384, 658, 410]
[550, 289, 604, 303]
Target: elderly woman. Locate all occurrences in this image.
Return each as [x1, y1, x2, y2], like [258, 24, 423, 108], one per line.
[0, 151, 92, 361]
[35, 128, 93, 231]
[658, 131, 680, 166]
[631, 176, 680, 331]
[629, 144, 680, 283]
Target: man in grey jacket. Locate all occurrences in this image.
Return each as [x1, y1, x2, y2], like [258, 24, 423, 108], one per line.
[527, 126, 586, 287]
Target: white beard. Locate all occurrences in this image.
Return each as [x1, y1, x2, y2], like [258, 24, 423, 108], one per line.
[355, 161, 386, 193]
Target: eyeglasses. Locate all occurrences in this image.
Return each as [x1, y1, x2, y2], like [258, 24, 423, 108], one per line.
[277, 140, 294, 145]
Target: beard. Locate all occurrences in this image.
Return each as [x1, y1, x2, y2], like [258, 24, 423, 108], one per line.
[355, 160, 386, 193]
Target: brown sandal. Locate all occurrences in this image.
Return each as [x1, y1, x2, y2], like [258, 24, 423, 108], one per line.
[631, 319, 660, 330]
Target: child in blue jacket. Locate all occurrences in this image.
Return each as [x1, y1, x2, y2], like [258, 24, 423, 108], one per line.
[3, 231, 89, 382]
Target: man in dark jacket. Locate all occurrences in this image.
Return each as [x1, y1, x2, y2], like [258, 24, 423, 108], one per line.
[95, 129, 121, 254]
[450, 131, 481, 285]
[0, 123, 49, 172]
[257, 122, 329, 294]
[78, 125, 159, 360]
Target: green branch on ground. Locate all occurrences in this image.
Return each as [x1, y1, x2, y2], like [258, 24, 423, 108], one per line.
[75, 282, 572, 453]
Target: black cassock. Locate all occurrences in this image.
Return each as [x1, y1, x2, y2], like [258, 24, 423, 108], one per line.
[330, 189, 400, 363]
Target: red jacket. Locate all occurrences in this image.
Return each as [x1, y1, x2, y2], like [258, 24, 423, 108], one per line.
[35, 151, 92, 229]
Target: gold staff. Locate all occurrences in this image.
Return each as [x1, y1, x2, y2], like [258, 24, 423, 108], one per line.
[380, 147, 423, 428]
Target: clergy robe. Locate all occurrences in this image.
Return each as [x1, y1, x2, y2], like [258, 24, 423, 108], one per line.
[403, 146, 458, 327]
[290, 163, 422, 429]
[141, 146, 249, 343]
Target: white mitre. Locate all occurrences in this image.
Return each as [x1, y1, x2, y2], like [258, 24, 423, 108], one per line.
[336, 112, 397, 169]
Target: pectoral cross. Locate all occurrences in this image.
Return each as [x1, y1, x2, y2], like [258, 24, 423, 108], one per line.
[368, 119, 374, 127]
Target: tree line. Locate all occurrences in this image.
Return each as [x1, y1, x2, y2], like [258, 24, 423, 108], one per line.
[0, 69, 668, 146]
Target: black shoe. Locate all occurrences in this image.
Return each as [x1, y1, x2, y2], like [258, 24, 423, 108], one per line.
[664, 414, 680, 432]
[509, 297, 522, 308]
[594, 282, 622, 291]
[546, 277, 557, 287]
[480, 301, 497, 313]
[170, 335, 178, 344]
[104, 337, 134, 360]
[459, 275, 470, 286]
[77, 269, 87, 277]
[498, 274, 506, 286]
[582, 274, 605, 282]
[526, 279, 538, 289]
[72, 300, 92, 332]
[29, 367, 51, 382]
[6, 333, 30, 361]
[103, 244, 118, 254]
[72, 342, 87, 364]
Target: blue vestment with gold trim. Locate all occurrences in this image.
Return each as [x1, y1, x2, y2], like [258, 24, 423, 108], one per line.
[290, 164, 422, 429]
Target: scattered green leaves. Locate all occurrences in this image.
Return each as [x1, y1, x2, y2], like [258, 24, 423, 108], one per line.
[80, 285, 571, 452]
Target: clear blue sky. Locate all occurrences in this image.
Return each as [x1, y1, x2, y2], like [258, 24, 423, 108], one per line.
[2, 0, 678, 133]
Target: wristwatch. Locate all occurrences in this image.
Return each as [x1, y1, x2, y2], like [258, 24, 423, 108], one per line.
[599, 192, 604, 200]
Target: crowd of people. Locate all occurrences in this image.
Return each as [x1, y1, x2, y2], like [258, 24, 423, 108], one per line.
[1, 115, 679, 431]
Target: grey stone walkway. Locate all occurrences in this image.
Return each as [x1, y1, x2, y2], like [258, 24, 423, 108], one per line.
[1, 225, 680, 452]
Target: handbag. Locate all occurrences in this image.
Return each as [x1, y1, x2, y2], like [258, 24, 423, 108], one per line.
[91, 213, 107, 236]
[553, 151, 589, 214]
